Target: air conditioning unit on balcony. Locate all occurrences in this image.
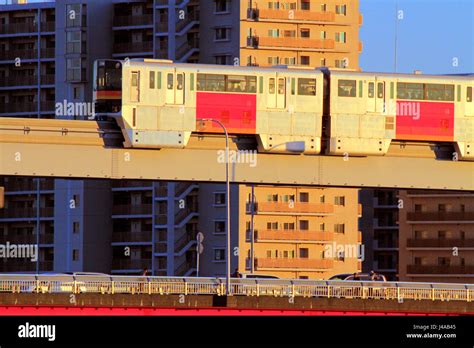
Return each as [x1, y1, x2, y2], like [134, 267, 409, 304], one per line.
[246, 36, 259, 48]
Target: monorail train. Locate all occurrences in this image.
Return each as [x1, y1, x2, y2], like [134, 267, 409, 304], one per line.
[93, 59, 474, 160]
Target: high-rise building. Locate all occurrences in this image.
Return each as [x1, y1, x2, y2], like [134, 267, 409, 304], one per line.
[398, 190, 474, 284]
[359, 189, 399, 280]
[0, 0, 363, 278]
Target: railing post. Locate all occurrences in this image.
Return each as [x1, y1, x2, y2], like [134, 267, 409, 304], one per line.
[327, 285, 331, 298]
[256, 283, 260, 297]
[467, 288, 470, 302]
[184, 280, 188, 296]
[73, 280, 77, 294]
[36, 280, 40, 294]
[431, 288, 435, 301]
[397, 286, 400, 302]
[148, 281, 152, 295]
[111, 281, 115, 295]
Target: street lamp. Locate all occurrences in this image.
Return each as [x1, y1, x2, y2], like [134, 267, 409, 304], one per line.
[197, 118, 231, 295]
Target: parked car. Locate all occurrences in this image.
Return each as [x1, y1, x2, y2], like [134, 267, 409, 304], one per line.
[329, 272, 387, 282]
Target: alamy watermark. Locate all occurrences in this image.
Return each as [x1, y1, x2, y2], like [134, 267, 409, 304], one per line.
[55, 99, 94, 119]
[0, 241, 38, 262]
[324, 242, 365, 261]
[217, 149, 257, 168]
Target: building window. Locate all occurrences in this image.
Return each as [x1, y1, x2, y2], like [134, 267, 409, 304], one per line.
[72, 194, 80, 207]
[299, 220, 309, 230]
[437, 257, 450, 266]
[438, 204, 446, 212]
[282, 194, 295, 203]
[215, 27, 230, 41]
[320, 58, 326, 67]
[300, 29, 310, 38]
[336, 250, 345, 261]
[336, 5, 347, 15]
[267, 222, 278, 230]
[267, 194, 278, 202]
[321, 4, 327, 12]
[300, 0, 310, 10]
[215, 0, 230, 13]
[73, 222, 80, 234]
[414, 204, 423, 212]
[72, 249, 79, 261]
[214, 221, 226, 234]
[214, 248, 225, 261]
[66, 4, 84, 28]
[335, 59, 347, 68]
[335, 32, 346, 43]
[66, 31, 82, 54]
[283, 57, 296, 65]
[334, 196, 345, 206]
[334, 224, 345, 233]
[300, 56, 310, 65]
[268, 29, 279, 38]
[320, 31, 326, 39]
[319, 223, 325, 231]
[215, 55, 230, 65]
[268, 56, 280, 65]
[73, 86, 81, 100]
[214, 193, 226, 205]
[66, 58, 83, 82]
[299, 248, 309, 258]
[283, 222, 295, 230]
[299, 192, 309, 202]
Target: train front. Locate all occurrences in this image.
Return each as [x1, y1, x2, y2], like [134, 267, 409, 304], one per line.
[93, 59, 123, 120]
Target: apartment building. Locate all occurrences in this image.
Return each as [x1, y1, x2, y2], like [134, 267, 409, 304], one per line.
[359, 189, 399, 280]
[200, 0, 362, 68]
[0, 0, 363, 277]
[398, 190, 474, 284]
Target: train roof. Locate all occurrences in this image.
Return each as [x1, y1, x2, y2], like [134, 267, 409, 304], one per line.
[123, 59, 473, 81]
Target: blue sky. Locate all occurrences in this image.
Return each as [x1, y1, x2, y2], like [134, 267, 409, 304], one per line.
[360, 0, 474, 74]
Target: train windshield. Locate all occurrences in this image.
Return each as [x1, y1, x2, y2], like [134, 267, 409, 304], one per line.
[95, 60, 122, 91]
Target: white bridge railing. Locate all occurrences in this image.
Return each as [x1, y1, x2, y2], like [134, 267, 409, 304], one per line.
[0, 275, 472, 302]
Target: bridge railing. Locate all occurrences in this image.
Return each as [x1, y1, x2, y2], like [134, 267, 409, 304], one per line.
[0, 274, 472, 302]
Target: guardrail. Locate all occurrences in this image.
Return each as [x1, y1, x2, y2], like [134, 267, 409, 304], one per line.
[0, 275, 472, 302]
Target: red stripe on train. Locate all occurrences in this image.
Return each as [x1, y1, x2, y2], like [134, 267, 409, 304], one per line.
[395, 101, 454, 142]
[196, 92, 257, 134]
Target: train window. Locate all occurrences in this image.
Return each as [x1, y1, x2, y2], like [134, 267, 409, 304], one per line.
[338, 79, 356, 97]
[177, 74, 184, 90]
[397, 82, 423, 100]
[390, 82, 394, 99]
[190, 73, 195, 91]
[358, 81, 363, 97]
[197, 74, 256, 93]
[157, 72, 162, 89]
[457, 85, 461, 102]
[278, 78, 285, 94]
[149, 71, 155, 89]
[167, 73, 174, 89]
[377, 82, 384, 98]
[368, 82, 374, 98]
[298, 78, 316, 96]
[425, 83, 454, 101]
[131, 72, 138, 87]
[467, 87, 472, 102]
[291, 78, 296, 95]
[259, 76, 263, 93]
[269, 78, 276, 94]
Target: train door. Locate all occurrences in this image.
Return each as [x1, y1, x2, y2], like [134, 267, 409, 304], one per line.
[130, 71, 140, 102]
[367, 80, 376, 112]
[165, 70, 185, 105]
[267, 76, 276, 108]
[376, 80, 385, 113]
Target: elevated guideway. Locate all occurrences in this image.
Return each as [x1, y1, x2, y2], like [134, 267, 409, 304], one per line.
[0, 118, 472, 190]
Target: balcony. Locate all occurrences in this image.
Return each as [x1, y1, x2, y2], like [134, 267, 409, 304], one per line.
[111, 231, 153, 243]
[40, 48, 55, 59]
[176, 37, 199, 61]
[0, 233, 54, 244]
[407, 238, 474, 248]
[373, 239, 398, 249]
[407, 265, 474, 275]
[174, 230, 197, 253]
[0, 179, 54, 192]
[252, 258, 333, 270]
[113, 41, 153, 54]
[112, 259, 152, 270]
[176, 11, 199, 33]
[0, 207, 54, 219]
[247, 36, 335, 50]
[112, 181, 153, 189]
[249, 202, 334, 215]
[40, 101, 55, 113]
[247, 8, 336, 23]
[0, 49, 38, 61]
[248, 229, 333, 243]
[407, 212, 474, 222]
[112, 204, 153, 216]
[40, 22, 55, 32]
[113, 15, 153, 28]
[0, 22, 37, 35]
[0, 103, 38, 114]
[0, 76, 39, 88]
